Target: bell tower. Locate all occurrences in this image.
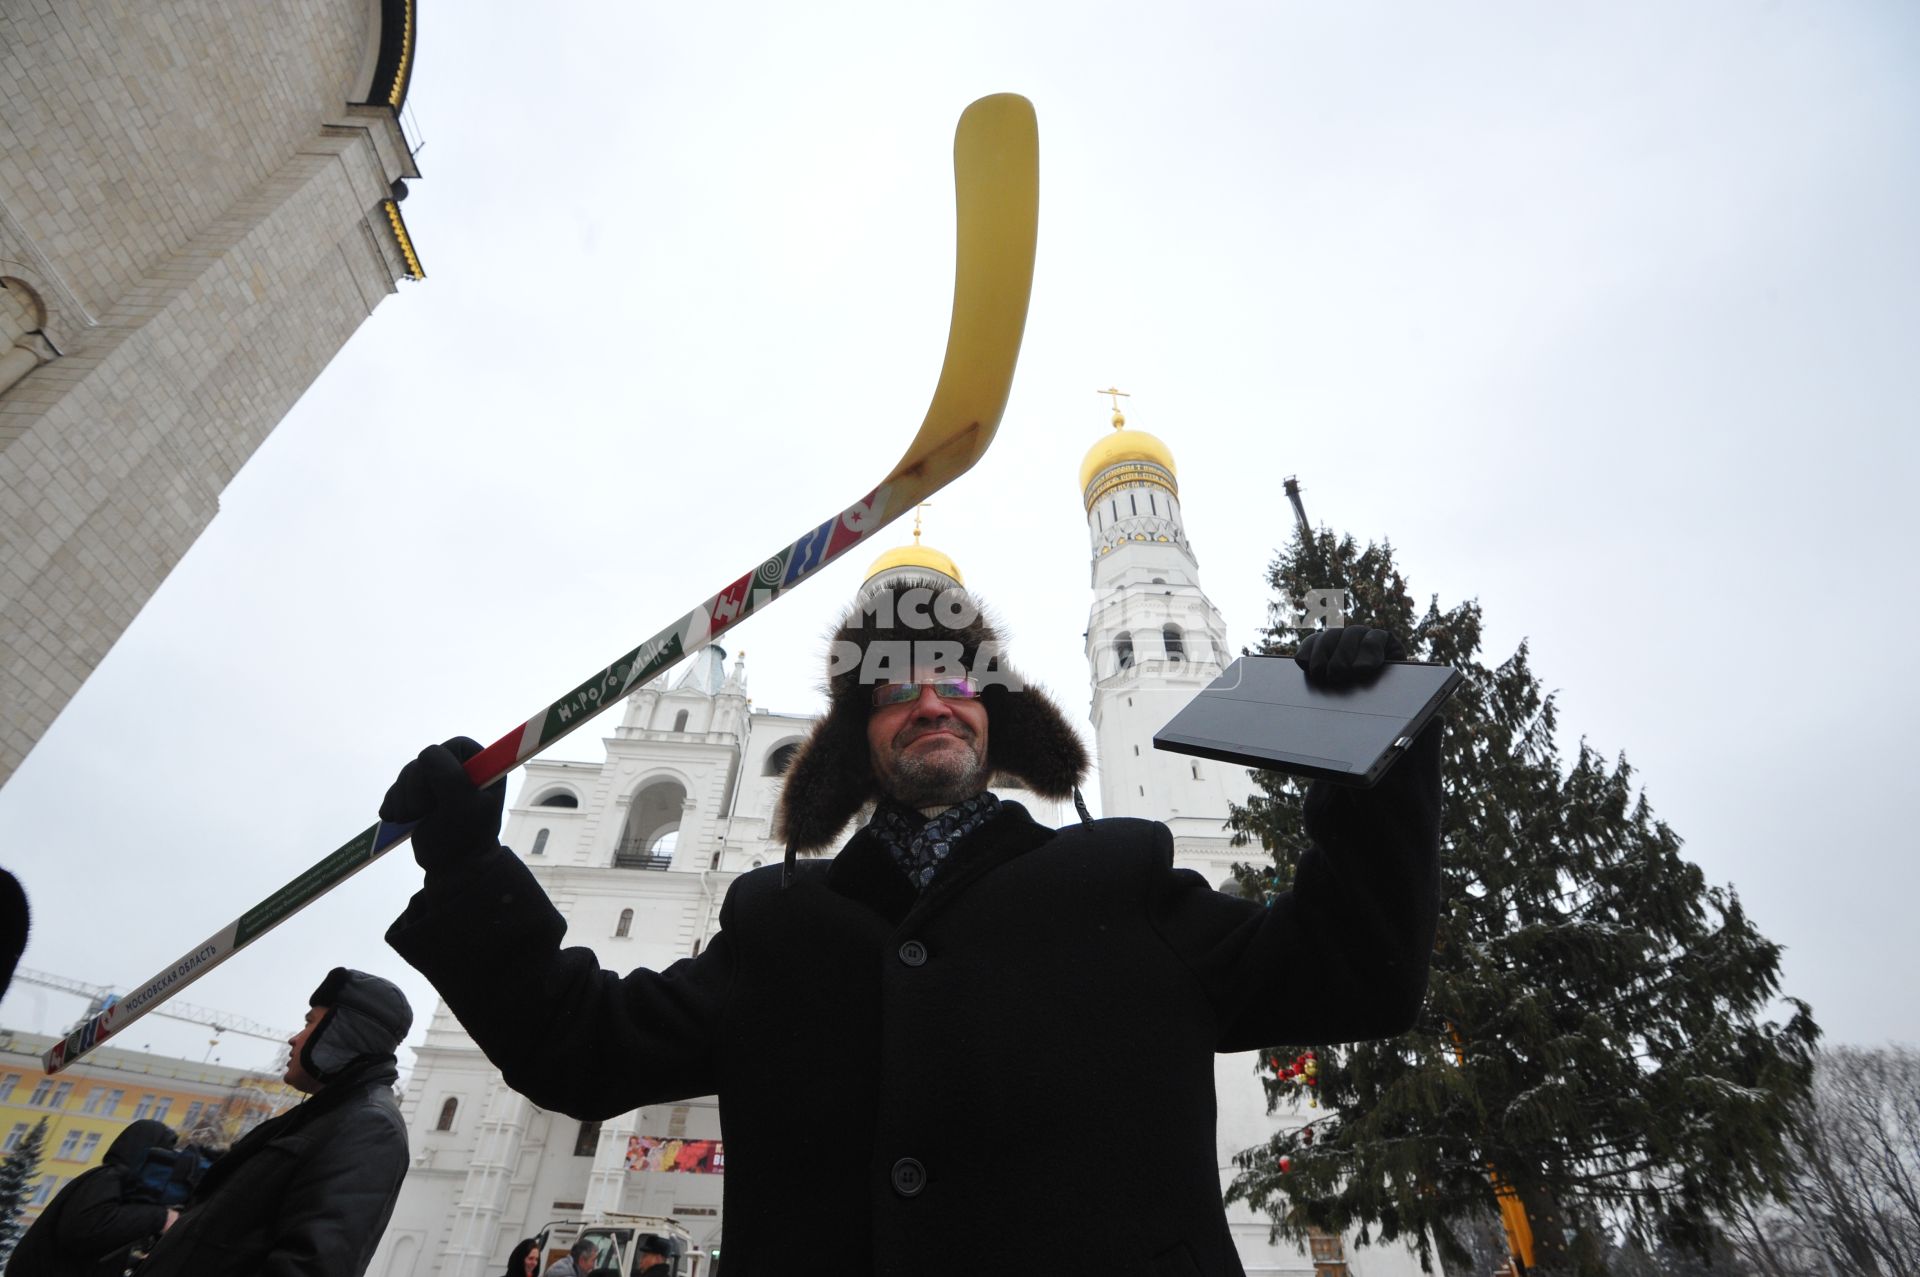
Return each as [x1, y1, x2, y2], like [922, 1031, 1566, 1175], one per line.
[1080, 390, 1241, 859]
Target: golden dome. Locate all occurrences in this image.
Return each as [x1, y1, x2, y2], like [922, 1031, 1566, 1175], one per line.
[865, 542, 965, 586]
[1080, 424, 1178, 510]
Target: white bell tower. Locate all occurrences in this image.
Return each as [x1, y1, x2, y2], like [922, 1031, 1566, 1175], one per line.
[1080, 391, 1379, 1276]
[1081, 390, 1241, 865]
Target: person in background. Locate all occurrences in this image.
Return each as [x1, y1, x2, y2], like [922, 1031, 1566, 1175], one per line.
[501, 1239, 541, 1277]
[542, 1239, 598, 1277]
[135, 968, 412, 1277]
[5, 1120, 177, 1277]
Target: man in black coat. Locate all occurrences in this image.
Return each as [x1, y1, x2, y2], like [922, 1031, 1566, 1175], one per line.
[384, 581, 1441, 1277]
[136, 968, 412, 1277]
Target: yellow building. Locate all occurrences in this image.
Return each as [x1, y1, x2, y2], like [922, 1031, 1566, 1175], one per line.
[0, 1028, 302, 1222]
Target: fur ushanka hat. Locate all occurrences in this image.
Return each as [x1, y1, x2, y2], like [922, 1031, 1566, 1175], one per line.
[776, 578, 1088, 860]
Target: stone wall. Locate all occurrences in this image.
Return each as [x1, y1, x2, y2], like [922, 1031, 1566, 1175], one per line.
[0, 0, 420, 783]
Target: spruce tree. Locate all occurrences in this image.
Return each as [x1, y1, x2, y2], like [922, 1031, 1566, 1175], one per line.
[1225, 528, 1818, 1276]
[0, 1117, 50, 1267]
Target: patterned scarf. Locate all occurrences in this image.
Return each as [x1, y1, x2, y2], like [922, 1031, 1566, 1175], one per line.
[867, 791, 1002, 893]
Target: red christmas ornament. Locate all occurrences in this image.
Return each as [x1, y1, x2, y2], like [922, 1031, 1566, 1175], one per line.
[1278, 1155, 1293, 1173]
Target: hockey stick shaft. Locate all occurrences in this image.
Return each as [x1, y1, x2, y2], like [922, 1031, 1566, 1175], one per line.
[44, 93, 1039, 1074]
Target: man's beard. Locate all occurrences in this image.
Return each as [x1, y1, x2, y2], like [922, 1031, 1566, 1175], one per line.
[885, 726, 990, 807]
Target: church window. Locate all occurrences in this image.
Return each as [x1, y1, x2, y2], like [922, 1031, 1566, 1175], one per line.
[710, 851, 722, 870]
[530, 828, 549, 856]
[1192, 762, 1202, 781]
[1138, 786, 1145, 797]
[764, 741, 801, 776]
[535, 790, 578, 808]
[435, 1098, 458, 1131]
[615, 908, 633, 938]
[1110, 500, 1119, 523]
[1133, 745, 1139, 756]
[673, 710, 690, 732]
[1163, 625, 1185, 662]
[1149, 493, 1158, 515]
[1129, 494, 1138, 515]
[692, 938, 702, 957]
[574, 1121, 600, 1156]
[1115, 633, 1134, 672]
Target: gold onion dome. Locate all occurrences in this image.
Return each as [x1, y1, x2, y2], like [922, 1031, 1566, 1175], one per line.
[865, 541, 965, 585]
[865, 505, 963, 585]
[1080, 411, 1178, 512]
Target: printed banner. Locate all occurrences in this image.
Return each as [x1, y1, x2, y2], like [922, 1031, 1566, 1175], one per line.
[625, 1135, 724, 1174]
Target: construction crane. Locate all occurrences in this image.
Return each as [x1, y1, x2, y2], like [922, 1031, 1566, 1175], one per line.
[11, 966, 293, 1044]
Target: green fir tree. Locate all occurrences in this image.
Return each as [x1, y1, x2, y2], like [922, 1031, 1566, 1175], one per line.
[0, 1116, 50, 1267]
[1225, 527, 1818, 1277]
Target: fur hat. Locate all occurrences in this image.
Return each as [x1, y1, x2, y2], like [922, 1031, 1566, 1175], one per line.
[776, 578, 1088, 856]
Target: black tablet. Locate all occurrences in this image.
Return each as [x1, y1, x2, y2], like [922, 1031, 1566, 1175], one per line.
[1152, 656, 1462, 786]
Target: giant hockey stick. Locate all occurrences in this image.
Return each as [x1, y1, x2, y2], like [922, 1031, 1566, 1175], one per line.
[44, 93, 1040, 1074]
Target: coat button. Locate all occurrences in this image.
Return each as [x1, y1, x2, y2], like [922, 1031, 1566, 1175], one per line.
[898, 940, 928, 967]
[891, 1157, 926, 1197]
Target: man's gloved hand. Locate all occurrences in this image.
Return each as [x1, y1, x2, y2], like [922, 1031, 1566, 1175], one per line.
[380, 737, 506, 872]
[1294, 626, 1408, 687]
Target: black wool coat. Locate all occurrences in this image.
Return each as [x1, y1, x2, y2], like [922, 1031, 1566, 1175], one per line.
[387, 726, 1442, 1277]
[135, 1061, 409, 1277]
[5, 1165, 166, 1277]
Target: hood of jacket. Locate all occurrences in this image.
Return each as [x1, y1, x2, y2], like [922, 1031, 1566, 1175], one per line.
[301, 967, 413, 1083]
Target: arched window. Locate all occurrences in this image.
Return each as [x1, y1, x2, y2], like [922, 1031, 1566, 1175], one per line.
[616, 780, 686, 869]
[534, 790, 578, 809]
[673, 710, 690, 732]
[1163, 625, 1185, 662]
[615, 908, 633, 938]
[435, 1098, 457, 1132]
[530, 829, 549, 856]
[763, 741, 801, 776]
[1115, 632, 1135, 672]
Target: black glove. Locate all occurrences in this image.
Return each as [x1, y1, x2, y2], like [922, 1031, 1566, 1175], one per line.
[1294, 626, 1407, 687]
[380, 737, 506, 872]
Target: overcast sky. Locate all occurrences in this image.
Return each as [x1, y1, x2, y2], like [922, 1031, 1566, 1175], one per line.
[3, 2, 1916, 1074]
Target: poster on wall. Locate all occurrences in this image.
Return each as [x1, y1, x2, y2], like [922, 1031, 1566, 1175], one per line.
[625, 1135, 724, 1174]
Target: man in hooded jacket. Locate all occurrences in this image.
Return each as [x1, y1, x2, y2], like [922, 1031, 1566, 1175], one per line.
[5, 1119, 178, 1277]
[383, 581, 1442, 1277]
[136, 968, 412, 1277]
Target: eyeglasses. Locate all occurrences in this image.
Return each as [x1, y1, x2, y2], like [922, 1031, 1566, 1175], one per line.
[870, 678, 981, 709]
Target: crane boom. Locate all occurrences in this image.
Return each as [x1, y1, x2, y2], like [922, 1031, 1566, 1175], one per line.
[11, 966, 292, 1043]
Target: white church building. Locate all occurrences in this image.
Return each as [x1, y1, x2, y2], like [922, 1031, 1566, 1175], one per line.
[370, 409, 1422, 1277]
